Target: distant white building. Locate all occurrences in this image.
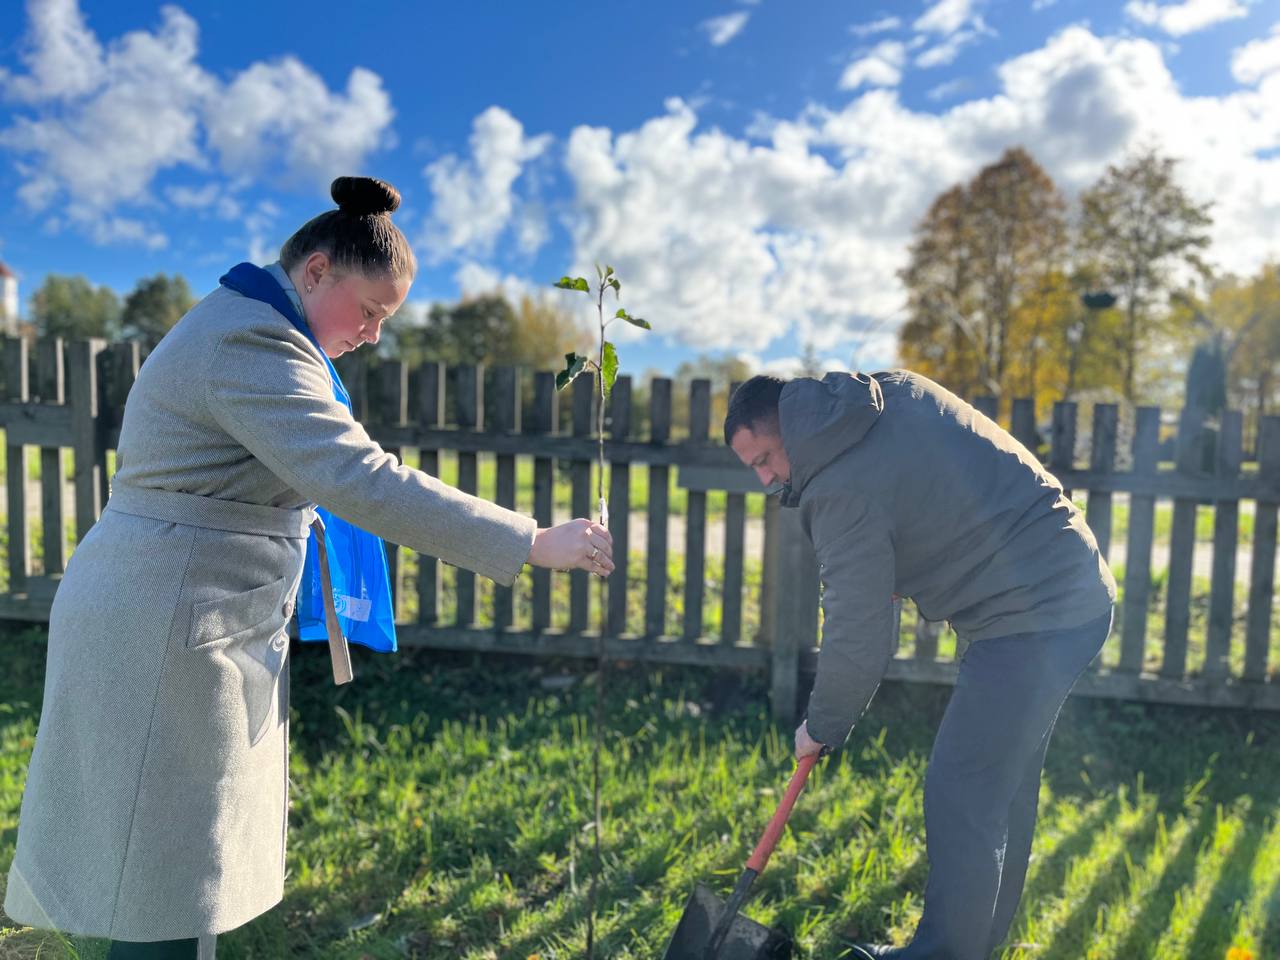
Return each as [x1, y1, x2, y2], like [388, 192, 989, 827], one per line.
[0, 261, 17, 336]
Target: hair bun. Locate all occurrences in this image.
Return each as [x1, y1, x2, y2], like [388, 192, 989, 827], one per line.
[331, 176, 400, 216]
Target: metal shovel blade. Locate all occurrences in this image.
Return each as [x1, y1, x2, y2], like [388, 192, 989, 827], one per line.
[661, 883, 791, 960]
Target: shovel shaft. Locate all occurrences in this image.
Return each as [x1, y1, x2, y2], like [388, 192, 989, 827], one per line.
[745, 753, 818, 874]
[703, 868, 758, 959]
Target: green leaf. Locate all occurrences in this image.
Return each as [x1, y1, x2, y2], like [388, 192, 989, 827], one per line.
[605, 264, 615, 279]
[614, 307, 651, 329]
[608, 277, 621, 297]
[595, 263, 603, 281]
[555, 352, 588, 391]
[554, 276, 591, 293]
[601, 341, 619, 401]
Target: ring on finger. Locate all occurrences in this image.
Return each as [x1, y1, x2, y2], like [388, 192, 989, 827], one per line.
[589, 546, 599, 561]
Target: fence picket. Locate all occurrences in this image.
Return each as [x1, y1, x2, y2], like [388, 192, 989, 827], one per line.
[36, 338, 66, 579]
[1119, 407, 1160, 674]
[371, 358, 406, 622]
[1011, 397, 1037, 452]
[414, 362, 444, 626]
[1086, 403, 1118, 560]
[760, 495, 779, 649]
[772, 503, 818, 725]
[722, 382, 747, 648]
[530, 373, 556, 632]
[1244, 417, 1279, 683]
[1050, 401, 1077, 499]
[683, 379, 711, 641]
[492, 367, 520, 631]
[453, 364, 481, 627]
[1204, 411, 1243, 681]
[68, 339, 107, 543]
[645, 378, 672, 637]
[5, 338, 30, 592]
[1163, 406, 1203, 678]
[569, 376, 593, 633]
[607, 377, 632, 637]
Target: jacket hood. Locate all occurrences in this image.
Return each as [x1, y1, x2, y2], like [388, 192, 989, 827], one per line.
[778, 372, 884, 506]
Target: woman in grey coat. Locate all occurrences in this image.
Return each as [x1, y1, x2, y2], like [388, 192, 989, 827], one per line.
[3, 176, 613, 960]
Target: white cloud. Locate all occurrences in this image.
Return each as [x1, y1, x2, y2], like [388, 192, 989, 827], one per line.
[927, 77, 970, 100]
[203, 60, 394, 187]
[166, 183, 220, 208]
[83, 213, 166, 250]
[562, 98, 912, 354]
[420, 106, 551, 264]
[916, 28, 982, 67]
[556, 28, 1280, 356]
[701, 12, 752, 47]
[850, 16, 902, 38]
[0, 0, 395, 248]
[1032, 0, 1060, 9]
[0, 0, 105, 103]
[914, 0, 976, 35]
[1125, 0, 1250, 36]
[244, 200, 282, 266]
[0, 5, 210, 214]
[1232, 23, 1280, 82]
[839, 41, 907, 90]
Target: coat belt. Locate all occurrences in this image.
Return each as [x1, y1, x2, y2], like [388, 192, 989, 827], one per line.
[104, 483, 354, 685]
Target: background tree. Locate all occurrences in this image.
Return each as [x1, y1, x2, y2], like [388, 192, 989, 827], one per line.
[120, 273, 196, 346]
[671, 353, 754, 438]
[1196, 262, 1280, 424]
[1078, 147, 1213, 402]
[898, 148, 1068, 409]
[427, 294, 521, 365]
[898, 184, 982, 395]
[967, 148, 1068, 401]
[510, 294, 591, 372]
[31, 274, 121, 340]
[385, 292, 587, 370]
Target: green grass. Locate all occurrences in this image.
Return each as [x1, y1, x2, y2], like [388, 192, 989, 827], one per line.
[1, 626, 1277, 959]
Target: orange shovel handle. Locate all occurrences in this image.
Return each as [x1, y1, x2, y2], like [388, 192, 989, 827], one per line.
[745, 753, 819, 874]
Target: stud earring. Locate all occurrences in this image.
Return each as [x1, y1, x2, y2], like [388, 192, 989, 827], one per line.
[306, 285, 312, 293]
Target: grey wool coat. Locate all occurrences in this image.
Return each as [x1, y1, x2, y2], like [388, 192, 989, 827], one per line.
[4, 278, 537, 941]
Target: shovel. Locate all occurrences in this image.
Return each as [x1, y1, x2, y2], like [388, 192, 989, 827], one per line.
[662, 753, 819, 960]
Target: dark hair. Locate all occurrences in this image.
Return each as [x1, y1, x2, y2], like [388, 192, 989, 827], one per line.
[723, 375, 785, 445]
[280, 176, 417, 281]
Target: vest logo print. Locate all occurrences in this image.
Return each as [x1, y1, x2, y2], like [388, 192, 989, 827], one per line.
[333, 593, 372, 622]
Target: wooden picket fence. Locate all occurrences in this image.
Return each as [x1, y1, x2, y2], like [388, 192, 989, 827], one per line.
[0, 336, 1276, 719]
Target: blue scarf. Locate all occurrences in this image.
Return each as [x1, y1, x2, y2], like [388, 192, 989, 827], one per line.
[219, 262, 397, 653]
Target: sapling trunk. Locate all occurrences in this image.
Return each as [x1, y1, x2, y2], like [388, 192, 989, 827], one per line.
[552, 264, 648, 960]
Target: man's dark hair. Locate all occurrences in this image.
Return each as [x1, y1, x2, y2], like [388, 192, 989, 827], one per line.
[723, 375, 786, 445]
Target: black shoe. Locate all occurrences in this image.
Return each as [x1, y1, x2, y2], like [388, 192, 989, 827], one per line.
[844, 945, 897, 960]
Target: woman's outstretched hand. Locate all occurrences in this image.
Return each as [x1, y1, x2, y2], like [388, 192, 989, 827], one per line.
[528, 520, 615, 577]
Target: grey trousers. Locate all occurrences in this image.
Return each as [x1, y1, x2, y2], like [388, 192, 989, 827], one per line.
[893, 608, 1113, 960]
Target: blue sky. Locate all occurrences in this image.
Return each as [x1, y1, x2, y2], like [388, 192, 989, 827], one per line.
[1, 0, 1278, 375]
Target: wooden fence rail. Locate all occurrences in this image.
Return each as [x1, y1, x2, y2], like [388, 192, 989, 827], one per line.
[0, 336, 1277, 719]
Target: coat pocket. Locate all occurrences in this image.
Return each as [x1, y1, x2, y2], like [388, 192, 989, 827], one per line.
[188, 576, 287, 649]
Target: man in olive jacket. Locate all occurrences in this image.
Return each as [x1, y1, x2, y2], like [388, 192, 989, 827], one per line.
[725, 370, 1115, 960]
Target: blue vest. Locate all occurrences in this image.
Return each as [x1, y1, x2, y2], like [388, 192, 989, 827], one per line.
[219, 261, 397, 653]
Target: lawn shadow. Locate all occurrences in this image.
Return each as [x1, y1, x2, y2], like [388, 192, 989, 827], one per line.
[1182, 798, 1273, 960]
[1081, 800, 1216, 960]
[1032, 799, 1165, 960]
